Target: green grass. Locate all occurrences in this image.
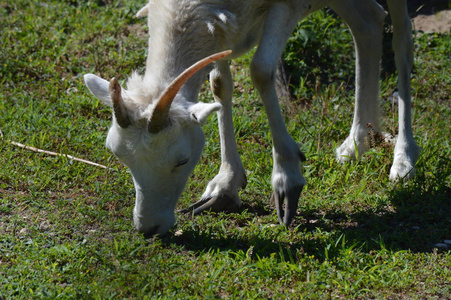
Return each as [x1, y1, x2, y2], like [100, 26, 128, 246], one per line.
[1, 0, 450, 298]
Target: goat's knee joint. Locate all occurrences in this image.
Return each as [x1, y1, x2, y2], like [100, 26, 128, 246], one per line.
[210, 78, 222, 97]
[250, 59, 276, 85]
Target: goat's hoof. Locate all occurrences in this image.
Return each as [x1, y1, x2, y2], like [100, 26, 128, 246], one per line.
[390, 143, 420, 182]
[336, 142, 357, 163]
[389, 159, 415, 182]
[271, 185, 303, 227]
[180, 194, 240, 215]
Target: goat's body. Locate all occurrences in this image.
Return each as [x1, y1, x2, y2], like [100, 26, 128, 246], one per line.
[85, 0, 419, 235]
[132, 1, 264, 102]
[131, 0, 330, 104]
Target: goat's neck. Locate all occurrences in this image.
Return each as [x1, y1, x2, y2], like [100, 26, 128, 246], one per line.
[142, 0, 217, 104]
[142, 49, 209, 104]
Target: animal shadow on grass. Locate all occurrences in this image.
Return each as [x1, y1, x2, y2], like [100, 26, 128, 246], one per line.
[163, 158, 450, 261]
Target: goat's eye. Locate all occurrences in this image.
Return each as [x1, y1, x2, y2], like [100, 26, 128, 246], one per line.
[175, 158, 189, 168]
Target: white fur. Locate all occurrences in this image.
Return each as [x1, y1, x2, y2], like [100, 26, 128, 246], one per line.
[84, 0, 419, 235]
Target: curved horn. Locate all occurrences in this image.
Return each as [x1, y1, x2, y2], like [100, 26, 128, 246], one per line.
[110, 78, 131, 128]
[148, 50, 232, 133]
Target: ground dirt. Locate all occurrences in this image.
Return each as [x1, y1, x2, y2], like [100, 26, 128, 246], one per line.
[412, 10, 451, 33]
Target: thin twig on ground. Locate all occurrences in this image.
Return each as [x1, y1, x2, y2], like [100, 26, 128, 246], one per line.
[0, 126, 113, 170]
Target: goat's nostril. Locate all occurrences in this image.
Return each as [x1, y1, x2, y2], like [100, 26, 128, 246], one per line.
[143, 226, 160, 239]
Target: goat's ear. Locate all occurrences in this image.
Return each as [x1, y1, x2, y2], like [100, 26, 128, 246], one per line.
[84, 74, 113, 107]
[189, 102, 222, 125]
[136, 4, 149, 18]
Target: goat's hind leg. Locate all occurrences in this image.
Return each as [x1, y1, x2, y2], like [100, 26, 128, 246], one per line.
[387, 0, 420, 181]
[332, 0, 387, 162]
[183, 61, 247, 214]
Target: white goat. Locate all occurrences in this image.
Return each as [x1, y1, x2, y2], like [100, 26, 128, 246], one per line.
[84, 0, 420, 236]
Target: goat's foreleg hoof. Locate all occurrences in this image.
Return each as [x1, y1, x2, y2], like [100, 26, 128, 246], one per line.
[271, 147, 306, 227]
[271, 185, 303, 227]
[180, 168, 246, 215]
[180, 194, 240, 215]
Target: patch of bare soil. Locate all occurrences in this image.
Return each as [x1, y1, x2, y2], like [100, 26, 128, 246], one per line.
[412, 10, 451, 33]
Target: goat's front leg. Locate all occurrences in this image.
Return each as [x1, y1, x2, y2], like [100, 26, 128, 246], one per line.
[183, 61, 247, 214]
[251, 3, 308, 226]
[332, 0, 387, 162]
[387, 0, 420, 181]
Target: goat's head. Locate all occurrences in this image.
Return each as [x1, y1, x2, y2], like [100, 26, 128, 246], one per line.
[84, 51, 230, 236]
